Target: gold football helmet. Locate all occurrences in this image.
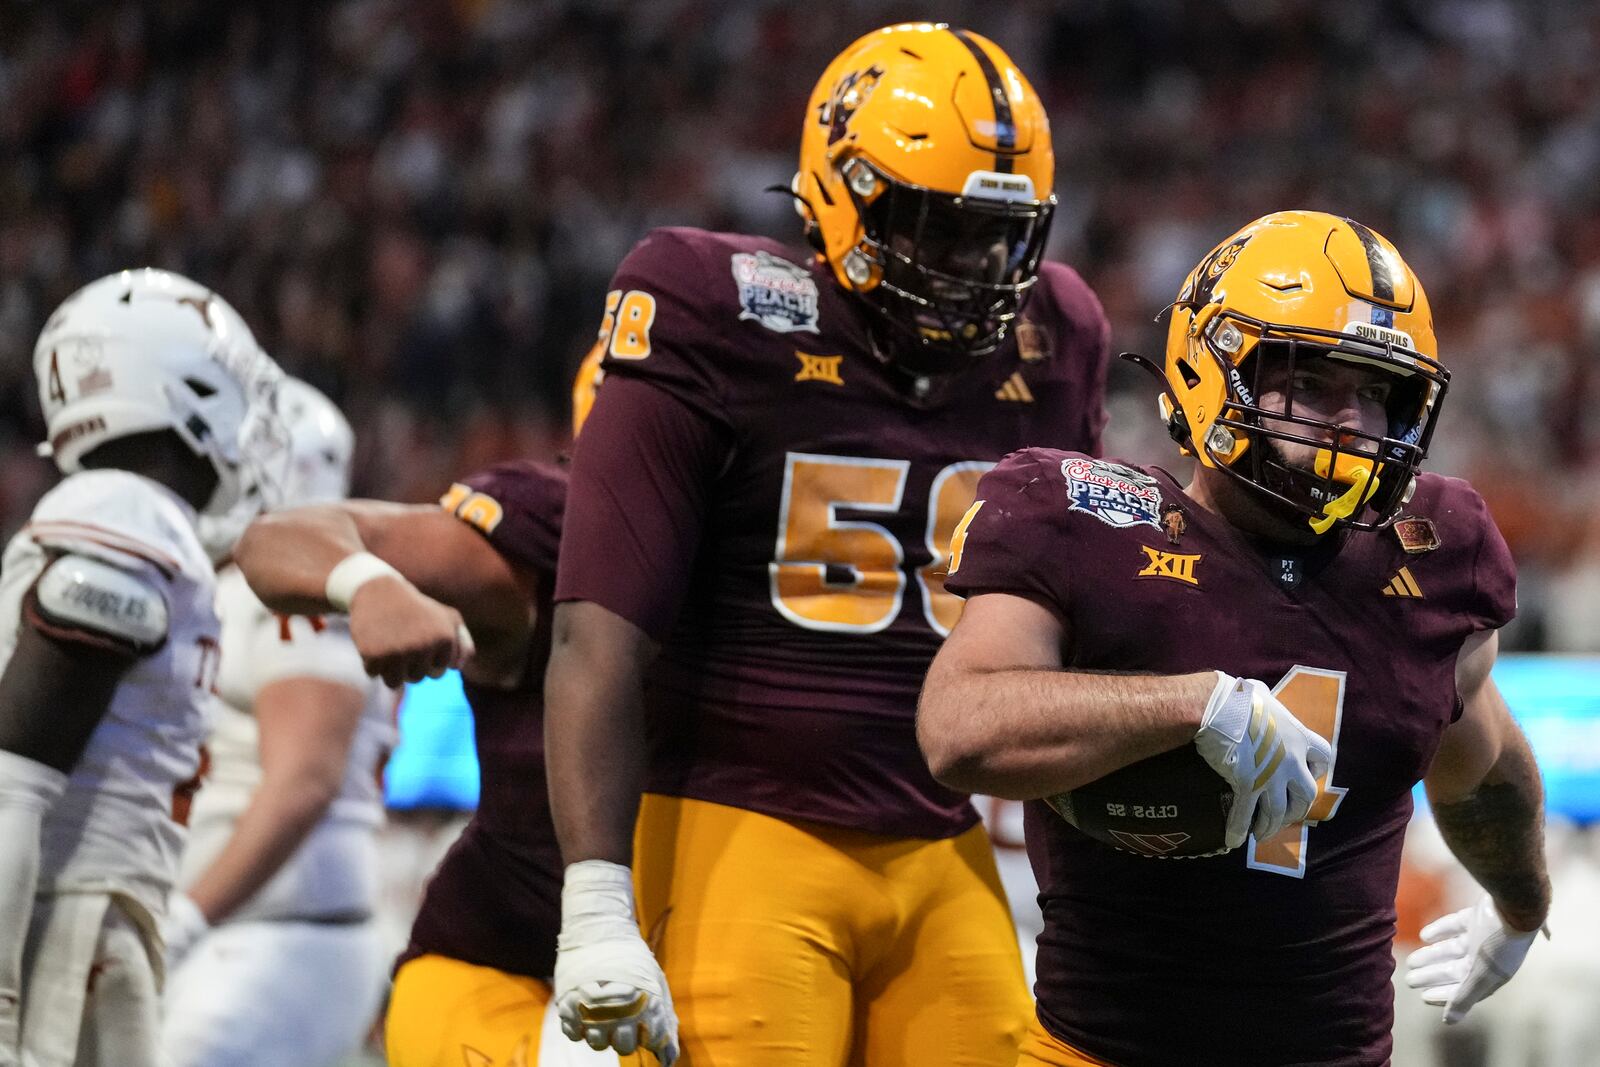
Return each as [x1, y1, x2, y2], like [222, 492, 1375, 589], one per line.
[1157, 210, 1449, 534]
[794, 23, 1055, 372]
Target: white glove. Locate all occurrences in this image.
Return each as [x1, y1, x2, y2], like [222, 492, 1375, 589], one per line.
[1403, 894, 1546, 1024]
[1195, 672, 1332, 850]
[553, 861, 678, 1065]
[159, 892, 210, 973]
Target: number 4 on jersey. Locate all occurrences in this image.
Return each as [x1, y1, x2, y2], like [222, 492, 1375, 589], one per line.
[1247, 665, 1349, 878]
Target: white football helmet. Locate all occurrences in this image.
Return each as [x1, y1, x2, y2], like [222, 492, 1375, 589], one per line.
[276, 378, 355, 506]
[34, 269, 287, 522]
[197, 377, 354, 560]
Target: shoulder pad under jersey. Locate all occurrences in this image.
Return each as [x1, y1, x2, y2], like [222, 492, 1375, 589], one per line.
[32, 553, 170, 655]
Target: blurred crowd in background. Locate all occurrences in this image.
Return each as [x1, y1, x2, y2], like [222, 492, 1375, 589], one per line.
[5, 5, 1599, 1065]
[2, 0, 1599, 649]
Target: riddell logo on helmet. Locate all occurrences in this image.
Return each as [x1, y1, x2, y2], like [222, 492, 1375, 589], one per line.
[51, 416, 107, 452]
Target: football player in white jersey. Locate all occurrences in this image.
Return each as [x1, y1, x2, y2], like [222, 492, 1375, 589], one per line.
[0, 269, 283, 1067]
[159, 378, 396, 1067]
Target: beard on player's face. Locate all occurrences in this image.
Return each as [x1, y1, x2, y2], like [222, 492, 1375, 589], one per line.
[1252, 354, 1392, 473]
[1197, 462, 1326, 546]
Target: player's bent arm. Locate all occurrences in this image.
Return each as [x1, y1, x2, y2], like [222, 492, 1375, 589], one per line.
[918, 592, 1216, 799]
[1424, 628, 1552, 932]
[237, 503, 530, 685]
[182, 677, 368, 926]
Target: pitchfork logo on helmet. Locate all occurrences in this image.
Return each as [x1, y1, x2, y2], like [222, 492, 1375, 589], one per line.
[819, 65, 884, 146]
[1141, 211, 1450, 535]
[794, 23, 1056, 375]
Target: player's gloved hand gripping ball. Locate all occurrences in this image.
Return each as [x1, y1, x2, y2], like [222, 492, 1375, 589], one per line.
[1046, 671, 1332, 858]
[1195, 672, 1332, 849]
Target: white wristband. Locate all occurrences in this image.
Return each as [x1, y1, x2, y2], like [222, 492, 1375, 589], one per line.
[324, 552, 403, 612]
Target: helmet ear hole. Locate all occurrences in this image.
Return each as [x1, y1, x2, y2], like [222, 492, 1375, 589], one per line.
[1176, 358, 1202, 389]
[184, 377, 217, 398]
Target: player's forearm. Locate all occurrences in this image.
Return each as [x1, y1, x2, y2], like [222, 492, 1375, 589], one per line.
[1429, 730, 1552, 932]
[545, 602, 654, 865]
[184, 767, 338, 923]
[190, 680, 366, 923]
[235, 506, 368, 614]
[919, 665, 1216, 799]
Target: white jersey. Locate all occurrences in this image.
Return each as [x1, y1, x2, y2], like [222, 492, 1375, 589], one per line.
[0, 470, 218, 928]
[180, 565, 395, 921]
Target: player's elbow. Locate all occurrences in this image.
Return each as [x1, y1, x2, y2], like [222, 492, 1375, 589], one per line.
[923, 743, 988, 794]
[916, 685, 992, 793]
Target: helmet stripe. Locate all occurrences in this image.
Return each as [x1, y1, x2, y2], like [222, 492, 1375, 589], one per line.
[1339, 217, 1396, 304]
[949, 28, 1015, 173]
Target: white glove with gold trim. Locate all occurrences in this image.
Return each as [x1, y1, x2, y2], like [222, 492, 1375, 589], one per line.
[553, 860, 678, 1065]
[1195, 672, 1331, 849]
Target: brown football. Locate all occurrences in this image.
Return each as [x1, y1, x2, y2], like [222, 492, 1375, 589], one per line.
[1044, 745, 1236, 858]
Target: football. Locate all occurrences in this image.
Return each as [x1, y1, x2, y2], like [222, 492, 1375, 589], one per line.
[1044, 746, 1236, 858]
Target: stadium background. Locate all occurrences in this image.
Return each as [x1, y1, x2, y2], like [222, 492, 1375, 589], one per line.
[3, 1, 1598, 1064]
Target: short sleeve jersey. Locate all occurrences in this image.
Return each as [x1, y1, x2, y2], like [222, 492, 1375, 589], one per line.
[0, 469, 219, 924]
[946, 450, 1517, 1067]
[557, 227, 1111, 839]
[402, 459, 568, 979]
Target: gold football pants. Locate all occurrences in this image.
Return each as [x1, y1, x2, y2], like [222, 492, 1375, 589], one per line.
[386, 953, 649, 1067]
[1015, 1015, 1119, 1067]
[633, 793, 1030, 1066]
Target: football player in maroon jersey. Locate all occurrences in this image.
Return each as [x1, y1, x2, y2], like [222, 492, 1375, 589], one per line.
[544, 22, 1111, 1066]
[919, 211, 1551, 1067]
[234, 463, 642, 1067]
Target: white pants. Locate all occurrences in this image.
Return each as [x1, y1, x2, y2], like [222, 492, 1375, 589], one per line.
[161, 918, 387, 1067]
[21, 893, 162, 1067]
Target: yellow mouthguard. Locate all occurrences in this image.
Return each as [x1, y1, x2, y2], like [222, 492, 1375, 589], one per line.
[1308, 457, 1380, 535]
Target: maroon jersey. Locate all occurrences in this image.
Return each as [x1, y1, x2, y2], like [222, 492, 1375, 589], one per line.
[557, 227, 1109, 839]
[401, 460, 566, 979]
[945, 450, 1517, 1067]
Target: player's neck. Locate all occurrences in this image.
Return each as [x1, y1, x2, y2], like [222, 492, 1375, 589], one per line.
[80, 431, 218, 512]
[1186, 467, 1320, 548]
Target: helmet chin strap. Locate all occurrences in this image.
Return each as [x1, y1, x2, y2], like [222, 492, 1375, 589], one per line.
[1307, 451, 1380, 535]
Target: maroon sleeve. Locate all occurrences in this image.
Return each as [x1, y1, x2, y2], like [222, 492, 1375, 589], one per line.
[443, 461, 568, 577]
[553, 375, 734, 640]
[1467, 492, 1517, 632]
[593, 227, 735, 429]
[943, 448, 1077, 617]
